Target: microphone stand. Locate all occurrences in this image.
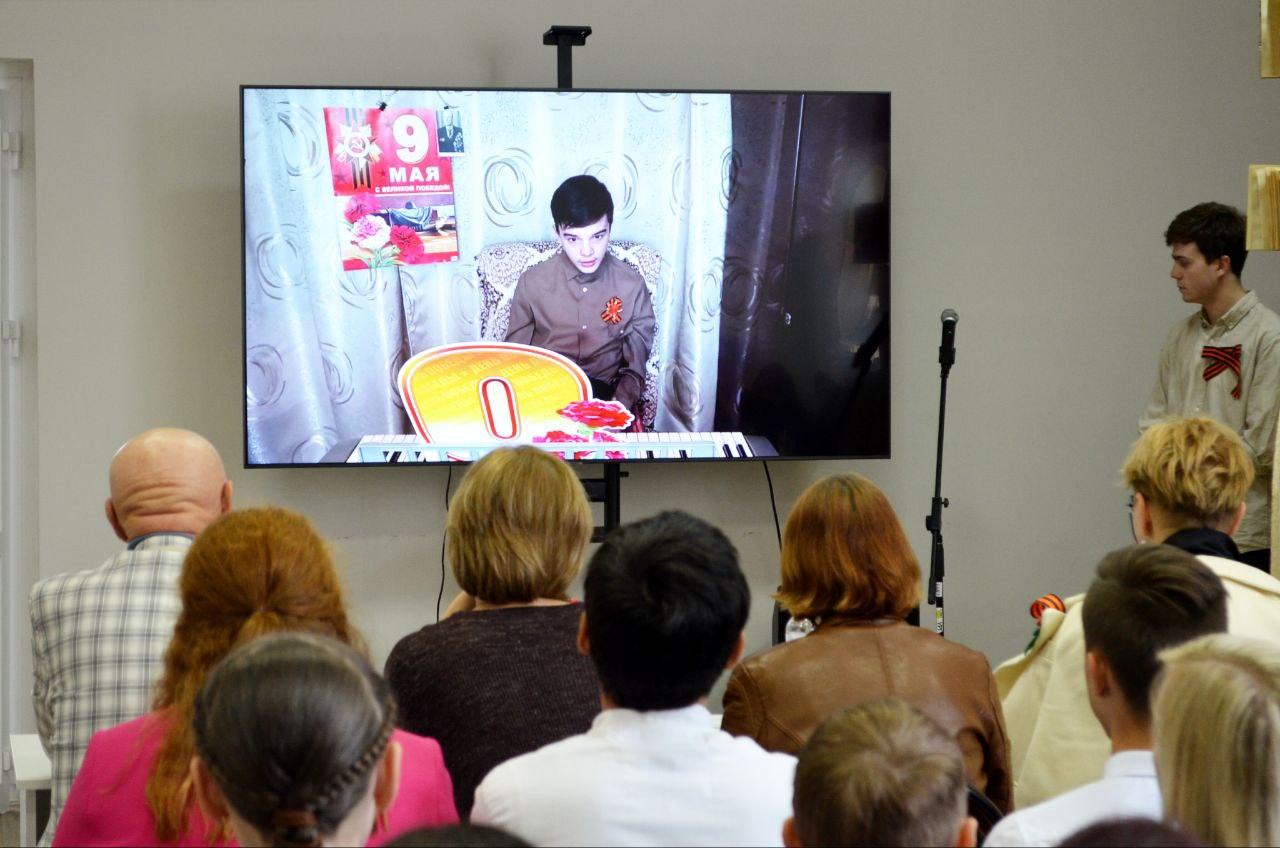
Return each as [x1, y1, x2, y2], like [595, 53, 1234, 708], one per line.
[925, 312, 956, 636]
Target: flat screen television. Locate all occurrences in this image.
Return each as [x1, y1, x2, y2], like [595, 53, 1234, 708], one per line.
[243, 86, 890, 466]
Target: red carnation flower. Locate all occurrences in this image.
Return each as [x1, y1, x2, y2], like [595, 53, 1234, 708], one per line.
[390, 225, 425, 261]
[344, 193, 378, 223]
[557, 400, 634, 431]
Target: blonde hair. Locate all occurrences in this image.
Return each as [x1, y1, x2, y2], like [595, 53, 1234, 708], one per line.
[1153, 634, 1280, 847]
[793, 699, 967, 847]
[447, 447, 591, 604]
[1122, 416, 1253, 526]
[776, 474, 920, 620]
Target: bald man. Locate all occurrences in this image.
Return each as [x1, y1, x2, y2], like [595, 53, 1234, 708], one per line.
[29, 429, 230, 843]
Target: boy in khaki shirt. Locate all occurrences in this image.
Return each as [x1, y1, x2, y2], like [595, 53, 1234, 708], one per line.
[1140, 202, 1280, 570]
[505, 175, 655, 418]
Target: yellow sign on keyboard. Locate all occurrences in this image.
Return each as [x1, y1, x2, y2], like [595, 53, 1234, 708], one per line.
[397, 342, 591, 444]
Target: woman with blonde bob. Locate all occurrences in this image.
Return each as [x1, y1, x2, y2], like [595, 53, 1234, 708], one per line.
[721, 473, 1012, 811]
[384, 446, 600, 818]
[1124, 416, 1254, 563]
[995, 416, 1280, 811]
[54, 507, 458, 846]
[1153, 633, 1280, 847]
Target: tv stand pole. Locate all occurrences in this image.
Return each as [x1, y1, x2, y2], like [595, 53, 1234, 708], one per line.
[541, 24, 620, 543]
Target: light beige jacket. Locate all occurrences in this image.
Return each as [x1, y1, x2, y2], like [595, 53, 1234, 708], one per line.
[994, 555, 1280, 809]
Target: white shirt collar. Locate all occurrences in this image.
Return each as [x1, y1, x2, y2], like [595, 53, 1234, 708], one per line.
[1102, 749, 1156, 779]
[590, 704, 715, 738]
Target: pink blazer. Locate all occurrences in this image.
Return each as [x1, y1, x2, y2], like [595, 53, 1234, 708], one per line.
[54, 711, 458, 846]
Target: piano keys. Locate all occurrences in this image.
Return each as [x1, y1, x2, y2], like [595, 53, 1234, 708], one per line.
[320, 432, 778, 463]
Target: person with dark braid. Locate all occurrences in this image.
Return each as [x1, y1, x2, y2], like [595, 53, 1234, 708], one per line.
[189, 632, 401, 848]
[53, 507, 458, 846]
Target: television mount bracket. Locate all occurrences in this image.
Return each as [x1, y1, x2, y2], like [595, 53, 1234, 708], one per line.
[543, 25, 592, 89]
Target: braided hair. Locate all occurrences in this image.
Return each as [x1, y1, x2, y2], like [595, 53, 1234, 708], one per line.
[193, 632, 397, 847]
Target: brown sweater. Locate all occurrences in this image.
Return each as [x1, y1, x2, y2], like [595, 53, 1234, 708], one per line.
[384, 604, 601, 818]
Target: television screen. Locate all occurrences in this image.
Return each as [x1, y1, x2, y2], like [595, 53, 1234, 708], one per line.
[243, 86, 890, 466]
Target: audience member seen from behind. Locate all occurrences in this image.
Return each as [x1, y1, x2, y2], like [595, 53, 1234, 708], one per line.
[472, 511, 796, 846]
[785, 699, 977, 848]
[996, 416, 1280, 808]
[720, 473, 1012, 812]
[384, 446, 599, 817]
[1153, 633, 1280, 847]
[984, 545, 1228, 847]
[29, 428, 231, 842]
[191, 633, 401, 848]
[54, 507, 458, 847]
[1057, 818, 1205, 848]
[384, 824, 530, 847]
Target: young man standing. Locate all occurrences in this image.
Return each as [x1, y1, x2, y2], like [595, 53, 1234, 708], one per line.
[504, 175, 655, 418]
[1140, 202, 1280, 571]
[985, 544, 1228, 846]
[471, 511, 796, 846]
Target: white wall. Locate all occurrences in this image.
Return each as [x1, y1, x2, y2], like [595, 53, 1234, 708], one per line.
[3, 0, 1280, 707]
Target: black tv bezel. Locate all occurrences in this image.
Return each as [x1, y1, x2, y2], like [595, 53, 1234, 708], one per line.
[240, 84, 891, 470]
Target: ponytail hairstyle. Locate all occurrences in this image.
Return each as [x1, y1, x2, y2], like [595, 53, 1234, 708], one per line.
[147, 506, 362, 841]
[193, 632, 396, 847]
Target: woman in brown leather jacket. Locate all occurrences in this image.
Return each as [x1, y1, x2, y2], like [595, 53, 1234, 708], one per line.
[721, 473, 1013, 812]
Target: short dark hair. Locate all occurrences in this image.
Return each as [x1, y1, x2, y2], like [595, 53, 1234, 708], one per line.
[384, 824, 531, 848]
[551, 175, 614, 230]
[1081, 544, 1227, 719]
[1164, 202, 1247, 278]
[1059, 817, 1206, 848]
[193, 632, 396, 846]
[583, 510, 749, 710]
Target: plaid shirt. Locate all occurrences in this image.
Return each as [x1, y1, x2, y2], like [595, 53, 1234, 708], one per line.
[29, 532, 190, 843]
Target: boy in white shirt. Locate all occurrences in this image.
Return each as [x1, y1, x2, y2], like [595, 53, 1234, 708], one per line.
[472, 510, 796, 847]
[986, 543, 1227, 847]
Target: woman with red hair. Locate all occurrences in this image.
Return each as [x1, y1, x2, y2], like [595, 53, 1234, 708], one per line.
[721, 474, 1013, 812]
[54, 506, 457, 846]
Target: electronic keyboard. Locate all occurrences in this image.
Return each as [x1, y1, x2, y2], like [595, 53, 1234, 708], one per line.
[321, 432, 778, 463]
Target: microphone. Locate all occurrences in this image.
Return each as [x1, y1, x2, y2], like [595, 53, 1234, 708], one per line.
[939, 309, 958, 372]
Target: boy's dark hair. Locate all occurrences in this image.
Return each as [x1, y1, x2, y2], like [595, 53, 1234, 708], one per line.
[384, 824, 531, 848]
[551, 175, 614, 230]
[583, 510, 749, 710]
[1081, 544, 1227, 719]
[1059, 817, 1206, 848]
[1164, 202, 1248, 278]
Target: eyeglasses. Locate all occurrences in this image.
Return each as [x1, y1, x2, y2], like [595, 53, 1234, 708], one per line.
[1127, 494, 1136, 542]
